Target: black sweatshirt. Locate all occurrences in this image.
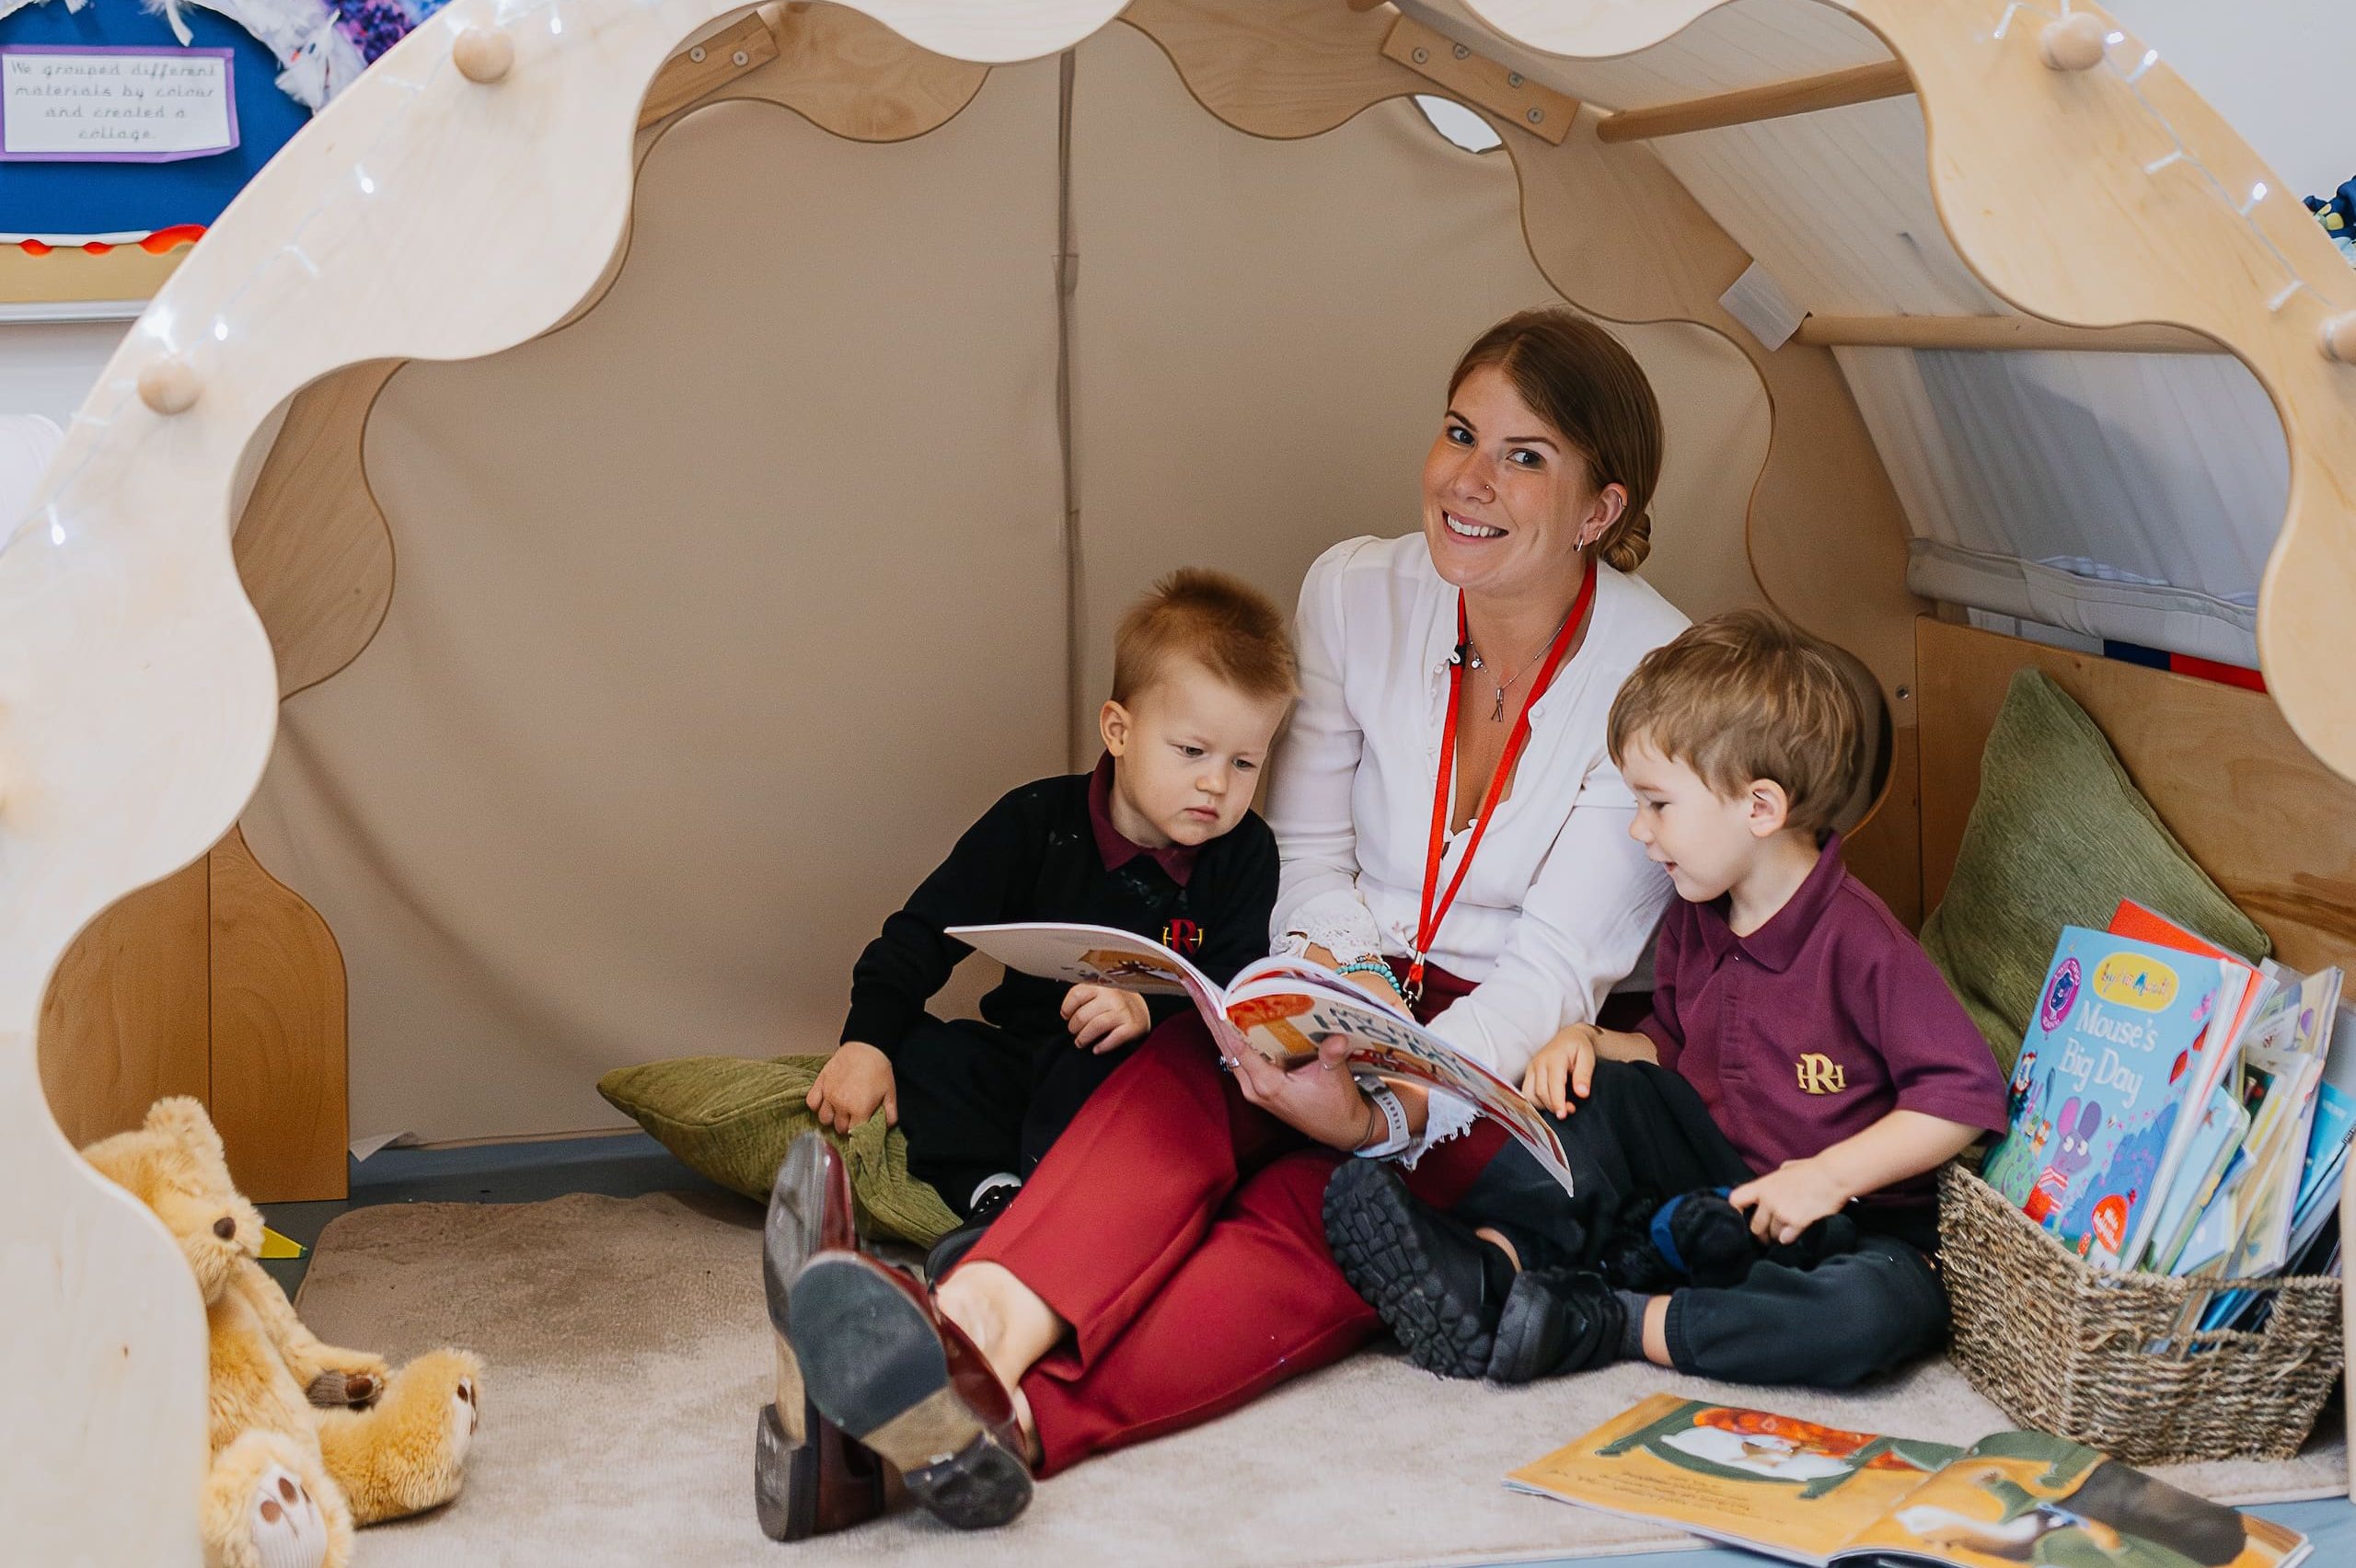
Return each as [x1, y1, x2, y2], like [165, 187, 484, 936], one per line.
[841, 764, 1280, 1058]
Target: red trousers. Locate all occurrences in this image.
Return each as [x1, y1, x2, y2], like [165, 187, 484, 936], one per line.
[961, 999, 1504, 1475]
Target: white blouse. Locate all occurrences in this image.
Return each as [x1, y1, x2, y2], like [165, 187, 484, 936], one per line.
[1265, 533, 1687, 1100]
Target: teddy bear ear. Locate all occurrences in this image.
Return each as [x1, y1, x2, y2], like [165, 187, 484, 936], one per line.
[144, 1096, 230, 1170]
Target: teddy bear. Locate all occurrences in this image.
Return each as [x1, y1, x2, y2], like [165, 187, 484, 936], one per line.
[82, 1098, 483, 1568]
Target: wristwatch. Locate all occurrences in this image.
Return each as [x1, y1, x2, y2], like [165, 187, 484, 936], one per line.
[1354, 1080, 1413, 1159]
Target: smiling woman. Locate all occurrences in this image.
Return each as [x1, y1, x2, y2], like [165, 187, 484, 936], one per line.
[780, 305, 1692, 1533]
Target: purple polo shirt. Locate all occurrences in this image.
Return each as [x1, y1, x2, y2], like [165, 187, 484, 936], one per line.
[1636, 833, 2008, 1209]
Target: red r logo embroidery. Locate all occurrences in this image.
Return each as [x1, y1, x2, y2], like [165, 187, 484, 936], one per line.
[1163, 918, 1202, 954]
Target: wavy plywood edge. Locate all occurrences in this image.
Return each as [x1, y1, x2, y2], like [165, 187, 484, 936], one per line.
[234, 363, 403, 699]
[240, 9, 995, 695]
[1840, 0, 2356, 786]
[2, 0, 830, 1554]
[1121, 0, 1427, 141]
[1456, 0, 1744, 61]
[689, 2, 988, 141]
[838, 0, 1124, 63]
[209, 827, 350, 1203]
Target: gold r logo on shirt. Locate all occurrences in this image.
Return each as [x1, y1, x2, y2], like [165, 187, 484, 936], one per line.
[1796, 1054, 1848, 1095]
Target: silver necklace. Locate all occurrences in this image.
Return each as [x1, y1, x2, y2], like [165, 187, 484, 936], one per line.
[1464, 605, 1576, 722]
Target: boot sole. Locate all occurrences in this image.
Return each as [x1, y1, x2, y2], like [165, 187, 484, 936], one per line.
[763, 1136, 832, 1430]
[791, 1254, 1032, 1529]
[1323, 1160, 1493, 1378]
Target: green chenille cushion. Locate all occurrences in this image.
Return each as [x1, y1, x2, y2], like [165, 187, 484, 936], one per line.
[596, 1055, 960, 1246]
[1919, 669, 2269, 1076]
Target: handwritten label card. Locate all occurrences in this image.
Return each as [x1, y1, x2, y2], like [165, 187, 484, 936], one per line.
[1, 46, 239, 163]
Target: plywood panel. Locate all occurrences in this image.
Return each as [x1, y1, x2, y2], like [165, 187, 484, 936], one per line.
[1916, 617, 2356, 976]
[233, 362, 401, 699]
[208, 827, 348, 1203]
[1842, 721, 1919, 930]
[688, 2, 987, 141]
[1843, 0, 2356, 786]
[36, 859, 210, 1148]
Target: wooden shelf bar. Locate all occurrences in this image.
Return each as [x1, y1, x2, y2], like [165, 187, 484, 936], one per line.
[1793, 313, 2223, 353]
[1597, 60, 1912, 143]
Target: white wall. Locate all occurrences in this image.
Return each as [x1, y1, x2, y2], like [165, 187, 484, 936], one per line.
[0, 321, 128, 426]
[2105, 0, 2350, 203]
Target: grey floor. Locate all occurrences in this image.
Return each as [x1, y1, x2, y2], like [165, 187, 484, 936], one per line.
[264, 1132, 2356, 1568]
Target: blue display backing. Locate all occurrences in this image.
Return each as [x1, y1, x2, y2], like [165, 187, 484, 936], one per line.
[0, 2, 310, 236]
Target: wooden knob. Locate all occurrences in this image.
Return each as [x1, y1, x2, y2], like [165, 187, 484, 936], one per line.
[2321, 313, 2356, 364]
[137, 355, 200, 416]
[453, 27, 514, 84]
[2039, 13, 2109, 72]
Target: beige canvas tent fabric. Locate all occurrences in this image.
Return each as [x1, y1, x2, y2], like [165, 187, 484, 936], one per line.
[240, 30, 1766, 1146]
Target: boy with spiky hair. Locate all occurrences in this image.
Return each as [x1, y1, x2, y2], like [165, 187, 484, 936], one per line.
[810, 569, 1297, 1272]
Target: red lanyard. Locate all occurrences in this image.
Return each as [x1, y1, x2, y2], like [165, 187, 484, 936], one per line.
[1408, 559, 1597, 999]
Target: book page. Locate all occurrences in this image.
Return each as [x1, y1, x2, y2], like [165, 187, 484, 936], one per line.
[1225, 978, 1573, 1191]
[944, 922, 1243, 1054]
[1507, 1394, 1961, 1566]
[1832, 1430, 2308, 1568]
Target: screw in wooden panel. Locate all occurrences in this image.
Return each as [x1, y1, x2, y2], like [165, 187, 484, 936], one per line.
[2320, 313, 2356, 364]
[689, 45, 706, 62]
[1507, 73, 1522, 87]
[452, 27, 514, 84]
[1895, 686, 1912, 702]
[1411, 46, 1427, 63]
[1452, 43, 1469, 60]
[731, 49, 749, 66]
[1526, 107, 1544, 125]
[2038, 13, 2108, 71]
[137, 355, 200, 416]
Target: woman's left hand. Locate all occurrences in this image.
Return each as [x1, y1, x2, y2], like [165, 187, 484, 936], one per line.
[1228, 1043, 1375, 1151]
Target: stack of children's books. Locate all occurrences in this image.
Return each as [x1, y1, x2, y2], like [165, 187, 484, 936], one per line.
[1978, 901, 2350, 1331]
[1508, 1392, 2311, 1567]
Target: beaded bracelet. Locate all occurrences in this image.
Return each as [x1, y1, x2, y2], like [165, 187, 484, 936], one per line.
[1333, 958, 1404, 997]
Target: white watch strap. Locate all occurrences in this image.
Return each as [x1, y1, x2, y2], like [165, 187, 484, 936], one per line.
[1355, 1083, 1412, 1159]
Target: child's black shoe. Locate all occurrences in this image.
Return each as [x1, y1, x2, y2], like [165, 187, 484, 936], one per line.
[1653, 1189, 1861, 1287]
[922, 1179, 1023, 1284]
[1485, 1267, 1625, 1384]
[1324, 1159, 1520, 1378]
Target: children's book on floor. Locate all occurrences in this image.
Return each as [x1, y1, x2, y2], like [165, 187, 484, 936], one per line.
[1979, 905, 2350, 1313]
[946, 920, 1571, 1191]
[1507, 1392, 2310, 1568]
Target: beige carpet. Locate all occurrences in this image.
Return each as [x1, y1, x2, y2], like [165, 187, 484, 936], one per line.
[295, 1191, 2346, 1567]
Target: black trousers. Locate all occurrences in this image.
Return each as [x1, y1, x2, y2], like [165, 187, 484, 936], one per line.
[893, 1014, 1141, 1217]
[1451, 1058, 1949, 1388]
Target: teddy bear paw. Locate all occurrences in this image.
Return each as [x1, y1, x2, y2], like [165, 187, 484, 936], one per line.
[248, 1464, 330, 1568]
[452, 1373, 480, 1457]
[305, 1367, 383, 1408]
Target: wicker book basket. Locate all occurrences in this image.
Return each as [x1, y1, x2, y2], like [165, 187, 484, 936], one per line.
[1937, 1162, 2343, 1464]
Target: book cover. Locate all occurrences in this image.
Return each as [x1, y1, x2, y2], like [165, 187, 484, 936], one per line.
[1981, 928, 2232, 1268]
[1507, 1395, 2307, 1568]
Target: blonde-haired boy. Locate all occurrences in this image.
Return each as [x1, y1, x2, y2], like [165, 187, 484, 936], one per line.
[1326, 610, 2006, 1388]
[810, 569, 1296, 1274]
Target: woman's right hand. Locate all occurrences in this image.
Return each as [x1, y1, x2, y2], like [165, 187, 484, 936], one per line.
[1228, 1044, 1377, 1151]
[808, 1040, 897, 1132]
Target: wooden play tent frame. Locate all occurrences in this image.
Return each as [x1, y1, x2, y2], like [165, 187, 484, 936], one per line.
[9, 0, 2356, 1557]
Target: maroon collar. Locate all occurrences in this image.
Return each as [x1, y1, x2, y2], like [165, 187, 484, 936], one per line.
[1088, 755, 1198, 887]
[1692, 831, 1846, 974]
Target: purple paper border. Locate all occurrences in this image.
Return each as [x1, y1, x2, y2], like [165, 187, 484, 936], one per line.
[0, 45, 240, 163]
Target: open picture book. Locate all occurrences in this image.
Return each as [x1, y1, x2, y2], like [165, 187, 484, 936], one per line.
[1508, 1393, 2309, 1568]
[946, 920, 1571, 1193]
